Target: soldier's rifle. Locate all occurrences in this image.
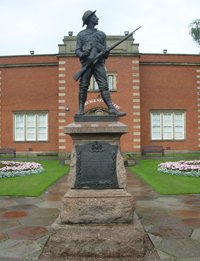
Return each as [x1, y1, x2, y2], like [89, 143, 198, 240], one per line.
[73, 26, 141, 81]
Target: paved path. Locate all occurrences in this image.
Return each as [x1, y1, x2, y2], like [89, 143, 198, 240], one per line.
[0, 171, 200, 260]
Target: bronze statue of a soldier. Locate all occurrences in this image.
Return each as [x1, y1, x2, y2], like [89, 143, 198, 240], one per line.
[75, 10, 126, 117]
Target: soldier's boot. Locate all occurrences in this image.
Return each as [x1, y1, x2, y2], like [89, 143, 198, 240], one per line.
[77, 89, 87, 115]
[101, 90, 126, 117]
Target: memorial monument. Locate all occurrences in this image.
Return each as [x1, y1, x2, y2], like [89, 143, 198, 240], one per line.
[41, 11, 148, 260]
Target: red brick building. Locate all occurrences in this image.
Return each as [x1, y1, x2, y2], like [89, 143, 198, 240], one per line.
[0, 34, 199, 155]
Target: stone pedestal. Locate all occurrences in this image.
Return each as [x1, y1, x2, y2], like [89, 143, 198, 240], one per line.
[42, 215, 145, 259]
[60, 189, 134, 224]
[41, 117, 146, 259]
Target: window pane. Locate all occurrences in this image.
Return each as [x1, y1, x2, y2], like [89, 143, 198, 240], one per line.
[151, 113, 162, 140]
[163, 113, 173, 140]
[37, 114, 48, 141]
[107, 75, 113, 91]
[26, 114, 36, 141]
[174, 113, 184, 139]
[15, 115, 25, 141]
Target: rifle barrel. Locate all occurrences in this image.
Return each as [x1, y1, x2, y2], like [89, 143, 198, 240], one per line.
[107, 26, 141, 52]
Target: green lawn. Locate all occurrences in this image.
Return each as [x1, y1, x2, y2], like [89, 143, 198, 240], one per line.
[0, 160, 69, 197]
[129, 157, 200, 195]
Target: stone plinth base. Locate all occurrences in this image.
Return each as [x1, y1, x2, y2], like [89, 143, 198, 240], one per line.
[60, 189, 135, 224]
[41, 215, 146, 259]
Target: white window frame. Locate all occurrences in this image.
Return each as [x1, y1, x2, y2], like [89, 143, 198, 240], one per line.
[151, 111, 185, 141]
[88, 73, 117, 92]
[14, 112, 48, 142]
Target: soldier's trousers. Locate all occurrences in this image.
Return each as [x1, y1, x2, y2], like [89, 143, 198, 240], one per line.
[79, 62, 109, 91]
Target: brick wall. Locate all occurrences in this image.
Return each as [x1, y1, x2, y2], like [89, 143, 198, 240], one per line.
[0, 53, 199, 154]
[140, 54, 200, 152]
[0, 55, 58, 153]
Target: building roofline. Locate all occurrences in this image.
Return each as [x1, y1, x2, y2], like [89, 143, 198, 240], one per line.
[0, 53, 58, 58]
[140, 52, 200, 56]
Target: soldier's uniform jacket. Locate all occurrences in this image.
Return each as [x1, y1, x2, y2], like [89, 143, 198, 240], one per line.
[75, 28, 107, 64]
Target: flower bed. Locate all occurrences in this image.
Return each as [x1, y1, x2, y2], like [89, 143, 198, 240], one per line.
[0, 161, 44, 178]
[158, 160, 200, 177]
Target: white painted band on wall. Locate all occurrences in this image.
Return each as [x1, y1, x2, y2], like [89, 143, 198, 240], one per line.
[58, 86, 66, 91]
[59, 61, 66, 65]
[59, 73, 66, 77]
[133, 138, 141, 142]
[132, 85, 140, 90]
[59, 67, 66, 71]
[132, 60, 139, 64]
[133, 132, 140, 135]
[58, 106, 66, 110]
[58, 146, 66, 150]
[133, 112, 140, 115]
[132, 79, 140, 83]
[58, 119, 66, 123]
[59, 80, 66, 84]
[133, 98, 140, 103]
[133, 145, 141, 149]
[132, 73, 139, 77]
[58, 112, 66, 116]
[59, 139, 65, 143]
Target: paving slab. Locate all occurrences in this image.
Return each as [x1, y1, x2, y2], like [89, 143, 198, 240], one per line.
[0, 220, 20, 231]
[182, 218, 200, 228]
[0, 231, 8, 241]
[140, 213, 178, 227]
[0, 210, 28, 220]
[172, 209, 200, 219]
[0, 198, 18, 207]
[177, 257, 200, 261]
[0, 239, 41, 259]
[148, 223, 192, 238]
[31, 208, 59, 218]
[21, 216, 56, 226]
[148, 234, 162, 248]
[158, 238, 200, 258]
[7, 225, 49, 240]
[8, 204, 39, 211]
[191, 228, 200, 240]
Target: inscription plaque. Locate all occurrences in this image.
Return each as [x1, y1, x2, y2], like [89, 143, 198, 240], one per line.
[75, 141, 119, 189]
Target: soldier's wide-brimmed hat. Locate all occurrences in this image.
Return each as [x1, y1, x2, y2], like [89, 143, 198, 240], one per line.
[82, 10, 96, 26]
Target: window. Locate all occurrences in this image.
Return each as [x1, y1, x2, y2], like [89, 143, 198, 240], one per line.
[151, 111, 185, 140]
[14, 112, 48, 141]
[89, 73, 117, 91]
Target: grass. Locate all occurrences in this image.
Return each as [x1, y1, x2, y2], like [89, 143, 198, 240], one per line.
[0, 160, 69, 197]
[129, 156, 200, 195]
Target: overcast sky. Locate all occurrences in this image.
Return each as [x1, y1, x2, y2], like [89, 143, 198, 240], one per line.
[0, 0, 199, 56]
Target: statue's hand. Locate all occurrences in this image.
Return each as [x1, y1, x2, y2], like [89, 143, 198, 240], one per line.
[102, 49, 110, 59]
[81, 50, 90, 58]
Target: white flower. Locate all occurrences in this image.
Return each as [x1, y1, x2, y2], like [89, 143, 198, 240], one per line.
[158, 160, 200, 177]
[0, 161, 44, 178]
